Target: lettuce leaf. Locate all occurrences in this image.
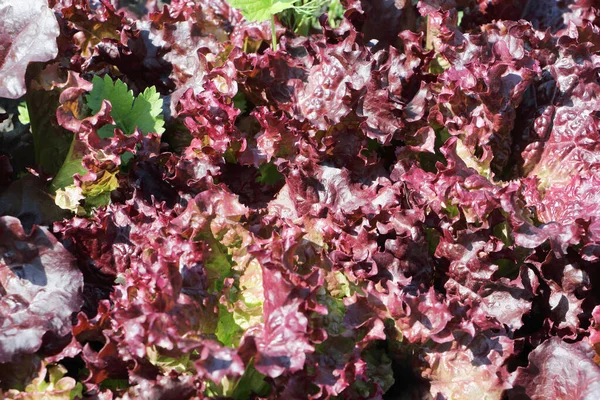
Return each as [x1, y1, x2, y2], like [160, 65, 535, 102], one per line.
[0, 0, 59, 98]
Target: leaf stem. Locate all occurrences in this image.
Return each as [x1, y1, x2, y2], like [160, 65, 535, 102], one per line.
[425, 16, 433, 50]
[271, 15, 277, 51]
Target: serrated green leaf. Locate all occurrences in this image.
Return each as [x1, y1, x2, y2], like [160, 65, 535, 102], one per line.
[86, 75, 134, 129]
[128, 85, 165, 134]
[227, 0, 296, 22]
[85, 75, 164, 135]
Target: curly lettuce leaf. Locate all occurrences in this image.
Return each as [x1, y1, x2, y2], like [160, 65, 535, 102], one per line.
[508, 338, 600, 400]
[0, 217, 83, 363]
[0, 0, 59, 99]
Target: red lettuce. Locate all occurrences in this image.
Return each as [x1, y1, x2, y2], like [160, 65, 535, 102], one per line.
[0, 216, 83, 364]
[508, 338, 600, 399]
[2, 0, 600, 397]
[0, 0, 59, 99]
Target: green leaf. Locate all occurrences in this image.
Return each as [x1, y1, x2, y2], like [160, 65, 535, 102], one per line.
[227, 0, 296, 22]
[231, 361, 270, 399]
[361, 344, 395, 393]
[494, 258, 520, 279]
[455, 137, 492, 179]
[206, 250, 234, 291]
[232, 259, 264, 331]
[99, 379, 130, 392]
[128, 85, 165, 134]
[215, 257, 264, 348]
[50, 138, 87, 192]
[327, 0, 343, 27]
[442, 203, 460, 218]
[216, 304, 243, 347]
[457, 10, 464, 26]
[256, 162, 283, 185]
[26, 82, 75, 175]
[147, 345, 193, 374]
[86, 75, 133, 129]
[54, 185, 85, 214]
[17, 101, 30, 125]
[97, 125, 116, 139]
[82, 188, 115, 209]
[233, 91, 247, 114]
[492, 221, 513, 246]
[425, 227, 441, 256]
[120, 151, 135, 166]
[20, 364, 84, 400]
[85, 75, 164, 135]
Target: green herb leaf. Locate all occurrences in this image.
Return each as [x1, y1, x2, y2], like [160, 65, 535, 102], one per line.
[227, 0, 296, 22]
[85, 75, 164, 135]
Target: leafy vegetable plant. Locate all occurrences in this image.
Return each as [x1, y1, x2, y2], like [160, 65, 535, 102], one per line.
[52, 75, 164, 213]
[227, 0, 339, 49]
[0, 0, 600, 398]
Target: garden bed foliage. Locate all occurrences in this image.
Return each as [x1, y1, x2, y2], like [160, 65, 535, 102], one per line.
[1, 0, 600, 398]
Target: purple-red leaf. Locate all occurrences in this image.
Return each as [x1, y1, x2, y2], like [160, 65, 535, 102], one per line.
[0, 216, 83, 363]
[0, 0, 59, 98]
[509, 338, 600, 400]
